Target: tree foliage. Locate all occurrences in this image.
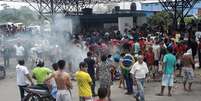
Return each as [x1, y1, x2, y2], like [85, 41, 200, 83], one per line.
[0, 5, 39, 25]
[147, 11, 173, 32]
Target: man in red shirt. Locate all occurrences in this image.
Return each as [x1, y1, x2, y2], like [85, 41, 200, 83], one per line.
[145, 47, 155, 79]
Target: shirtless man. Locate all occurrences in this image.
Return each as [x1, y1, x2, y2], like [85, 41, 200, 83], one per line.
[45, 60, 72, 101]
[181, 49, 194, 91]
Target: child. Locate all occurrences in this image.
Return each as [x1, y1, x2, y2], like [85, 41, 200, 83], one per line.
[50, 63, 58, 99]
[96, 87, 108, 101]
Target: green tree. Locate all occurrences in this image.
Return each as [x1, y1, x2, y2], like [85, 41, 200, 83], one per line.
[0, 6, 39, 25]
[148, 11, 173, 32]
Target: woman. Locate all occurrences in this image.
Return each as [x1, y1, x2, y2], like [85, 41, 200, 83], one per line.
[97, 55, 112, 101]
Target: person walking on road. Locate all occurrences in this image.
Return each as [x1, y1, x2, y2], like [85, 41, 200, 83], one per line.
[76, 62, 93, 101]
[45, 60, 72, 101]
[130, 55, 149, 101]
[157, 47, 176, 96]
[16, 60, 34, 101]
[84, 52, 97, 96]
[181, 49, 194, 91]
[97, 55, 112, 101]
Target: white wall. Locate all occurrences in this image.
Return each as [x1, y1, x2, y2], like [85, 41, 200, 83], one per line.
[118, 17, 133, 33]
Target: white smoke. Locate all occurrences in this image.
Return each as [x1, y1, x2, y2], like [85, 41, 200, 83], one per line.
[1, 14, 87, 72]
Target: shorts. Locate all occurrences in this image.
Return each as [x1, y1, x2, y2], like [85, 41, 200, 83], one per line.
[56, 90, 71, 101]
[79, 96, 93, 101]
[162, 74, 174, 87]
[182, 67, 194, 83]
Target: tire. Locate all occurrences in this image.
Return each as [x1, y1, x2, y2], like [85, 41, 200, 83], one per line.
[23, 93, 42, 101]
[0, 66, 6, 80]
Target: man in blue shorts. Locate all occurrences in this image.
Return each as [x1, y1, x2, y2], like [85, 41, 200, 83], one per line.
[157, 47, 176, 96]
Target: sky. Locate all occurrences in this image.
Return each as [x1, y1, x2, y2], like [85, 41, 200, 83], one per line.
[0, 1, 143, 12]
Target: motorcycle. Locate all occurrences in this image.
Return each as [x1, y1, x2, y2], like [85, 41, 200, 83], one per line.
[23, 86, 55, 101]
[0, 65, 6, 80]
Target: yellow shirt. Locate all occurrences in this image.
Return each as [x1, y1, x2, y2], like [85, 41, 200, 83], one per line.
[75, 71, 92, 97]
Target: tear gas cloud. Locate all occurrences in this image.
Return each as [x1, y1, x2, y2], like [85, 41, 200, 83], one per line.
[1, 14, 87, 72]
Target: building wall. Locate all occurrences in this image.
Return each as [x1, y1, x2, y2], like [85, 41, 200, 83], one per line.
[141, 1, 201, 15]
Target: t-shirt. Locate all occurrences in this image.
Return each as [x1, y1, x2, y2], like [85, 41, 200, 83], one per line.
[152, 44, 160, 60]
[130, 62, 149, 79]
[32, 67, 52, 84]
[16, 64, 29, 86]
[122, 54, 134, 76]
[134, 42, 140, 54]
[163, 53, 176, 74]
[15, 45, 24, 56]
[75, 71, 92, 97]
[84, 58, 95, 77]
[145, 51, 154, 65]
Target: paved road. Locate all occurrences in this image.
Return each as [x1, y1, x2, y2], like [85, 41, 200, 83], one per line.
[0, 70, 201, 101]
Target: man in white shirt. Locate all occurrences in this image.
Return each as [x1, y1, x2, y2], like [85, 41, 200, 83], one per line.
[16, 60, 33, 101]
[130, 55, 149, 101]
[152, 39, 160, 79]
[14, 43, 25, 61]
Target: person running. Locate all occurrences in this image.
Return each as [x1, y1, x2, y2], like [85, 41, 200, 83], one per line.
[84, 52, 97, 96]
[45, 60, 72, 101]
[181, 49, 194, 91]
[76, 62, 93, 101]
[97, 55, 112, 101]
[157, 47, 176, 96]
[130, 55, 149, 101]
[32, 59, 52, 89]
[95, 87, 108, 101]
[16, 60, 34, 101]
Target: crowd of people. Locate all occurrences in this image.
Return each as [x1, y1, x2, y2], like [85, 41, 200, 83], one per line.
[14, 27, 201, 101]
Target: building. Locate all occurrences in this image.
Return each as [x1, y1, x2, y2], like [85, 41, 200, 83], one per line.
[140, 0, 201, 16]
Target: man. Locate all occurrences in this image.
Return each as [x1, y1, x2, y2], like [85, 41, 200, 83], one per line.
[45, 60, 72, 101]
[97, 55, 112, 101]
[152, 39, 160, 79]
[181, 49, 194, 91]
[188, 37, 197, 69]
[157, 47, 176, 96]
[1, 45, 11, 67]
[144, 47, 154, 80]
[32, 60, 52, 89]
[133, 41, 140, 55]
[76, 62, 93, 101]
[84, 52, 96, 96]
[122, 53, 135, 95]
[14, 43, 25, 61]
[16, 60, 34, 101]
[198, 38, 201, 69]
[130, 55, 149, 101]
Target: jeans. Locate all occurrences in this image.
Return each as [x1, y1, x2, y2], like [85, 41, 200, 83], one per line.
[18, 85, 28, 101]
[124, 74, 133, 93]
[4, 57, 9, 67]
[90, 75, 96, 95]
[135, 78, 145, 101]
